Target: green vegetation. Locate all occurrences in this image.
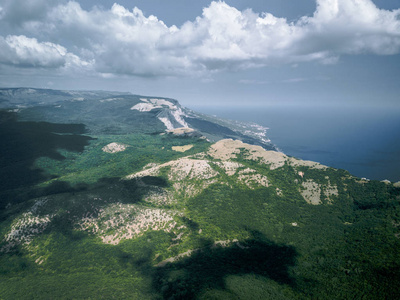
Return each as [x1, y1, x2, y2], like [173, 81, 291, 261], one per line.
[35, 133, 210, 186]
[0, 104, 400, 299]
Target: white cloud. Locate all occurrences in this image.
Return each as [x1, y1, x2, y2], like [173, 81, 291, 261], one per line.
[0, 35, 91, 69]
[0, 0, 399, 77]
[296, 0, 400, 56]
[0, 0, 65, 26]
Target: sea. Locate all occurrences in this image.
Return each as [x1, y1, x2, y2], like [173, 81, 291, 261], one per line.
[189, 104, 400, 183]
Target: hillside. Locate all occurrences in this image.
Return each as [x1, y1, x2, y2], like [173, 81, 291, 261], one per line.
[0, 88, 399, 299]
[0, 88, 274, 149]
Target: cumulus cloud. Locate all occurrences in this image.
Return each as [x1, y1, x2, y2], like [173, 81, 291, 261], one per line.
[296, 0, 400, 56]
[0, 0, 65, 27]
[0, 0, 399, 77]
[0, 35, 91, 69]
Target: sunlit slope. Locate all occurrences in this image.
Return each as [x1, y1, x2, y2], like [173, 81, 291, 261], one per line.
[1, 130, 399, 299]
[1, 88, 275, 150]
[0, 88, 399, 299]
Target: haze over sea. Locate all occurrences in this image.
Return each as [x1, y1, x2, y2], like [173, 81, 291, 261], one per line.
[190, 104, 400, 182]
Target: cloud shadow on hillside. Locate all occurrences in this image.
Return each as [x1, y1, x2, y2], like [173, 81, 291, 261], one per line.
[0, 110, 93, 210]
[150, 229, 298, 299]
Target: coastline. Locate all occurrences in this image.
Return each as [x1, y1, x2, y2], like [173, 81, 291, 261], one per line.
[188, 104, 400, 182]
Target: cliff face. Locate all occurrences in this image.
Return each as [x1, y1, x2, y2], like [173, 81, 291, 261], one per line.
[0, 88, 276, 149]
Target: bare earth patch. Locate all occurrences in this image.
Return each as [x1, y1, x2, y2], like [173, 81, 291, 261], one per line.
[238, 173, 269, 189]
[126, 157, 219, 198]
[301, 180, 322, 205]
[208, 139, 327, 170]
[167, 158, 217, 181]
[1, 212, 53, 253]
[130, 98, 176, 112]
[208, 139, 286, 170]
[214, 161, 244, 176]
[127, 157, 218, 182]
[288, 157, 327, 170]
[301, 180, 338, 205]
[237, 168, 269, 189]
[102, 142, 129, 153]
[172, 144, 194, 152]
[143, 189, 176, 205]
[77, 203, 178, 245]
[167, 128, 196, 135]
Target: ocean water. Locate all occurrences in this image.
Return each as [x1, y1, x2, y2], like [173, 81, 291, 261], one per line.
[189, 104, 400, 182]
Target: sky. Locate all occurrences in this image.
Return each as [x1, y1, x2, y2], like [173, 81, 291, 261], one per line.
[0, 0, 399, 107]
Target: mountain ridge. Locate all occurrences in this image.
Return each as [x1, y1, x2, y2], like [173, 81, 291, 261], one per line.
[0, 88, 399, 299]
[0, 87, 275, 150]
